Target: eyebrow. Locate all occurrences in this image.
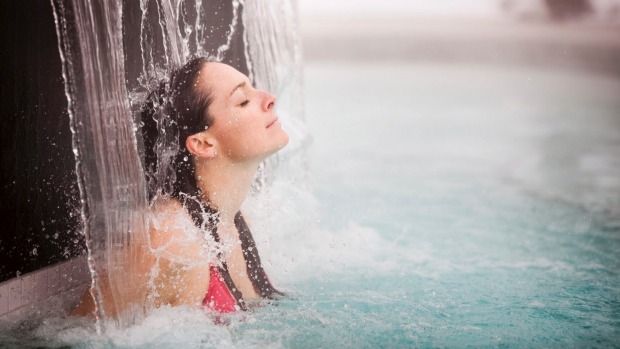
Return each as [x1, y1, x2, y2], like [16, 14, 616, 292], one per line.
[229, 81, 246, 97]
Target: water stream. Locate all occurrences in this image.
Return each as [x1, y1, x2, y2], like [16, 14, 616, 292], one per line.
[50, 0, 304, 331]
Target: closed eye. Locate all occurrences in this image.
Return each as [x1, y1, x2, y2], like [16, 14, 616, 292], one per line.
[239, 99, 249, 107]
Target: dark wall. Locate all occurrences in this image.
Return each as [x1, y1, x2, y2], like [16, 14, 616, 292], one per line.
[0, 0, 248, 283]
[122, 0, 248, 95]
[0, 0, 84, 282]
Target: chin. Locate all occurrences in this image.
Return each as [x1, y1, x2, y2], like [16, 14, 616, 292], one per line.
[278, 130, 290, 149]
[263, 133, 289, 158]
[275, 133, 289, 154]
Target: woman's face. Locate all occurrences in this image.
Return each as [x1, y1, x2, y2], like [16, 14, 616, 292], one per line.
[196, 62, 289, 162]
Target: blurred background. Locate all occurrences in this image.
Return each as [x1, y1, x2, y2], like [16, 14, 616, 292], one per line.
[300, 0, 620, 72]
[297, 0, 620, 223]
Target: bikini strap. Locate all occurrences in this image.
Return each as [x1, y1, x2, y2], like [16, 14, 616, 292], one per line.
[235, 212, 284, 299]
[182, 195, 282, 308]
[180, 195, 247, 310]
[210, 228, 248, 311]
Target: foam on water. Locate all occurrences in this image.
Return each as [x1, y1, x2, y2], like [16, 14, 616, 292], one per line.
[243, 181, 426, 283]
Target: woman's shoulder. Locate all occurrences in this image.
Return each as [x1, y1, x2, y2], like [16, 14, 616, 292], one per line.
[148, 197, 214, 307]
[151, 195, 185, 216]
[148, 196, 208, 260]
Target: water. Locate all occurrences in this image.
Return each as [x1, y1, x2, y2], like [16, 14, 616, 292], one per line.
[45, 0, 304, 330]
[52, 0, 150, 328]
[4, 0, 620, 345]
[262, 62, 620, 347]
[3, 59, 618, 347]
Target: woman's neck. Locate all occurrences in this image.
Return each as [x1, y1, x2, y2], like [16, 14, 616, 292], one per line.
[194, 157, 260, 229]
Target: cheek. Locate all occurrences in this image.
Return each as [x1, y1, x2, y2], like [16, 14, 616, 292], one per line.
[216, 116, 262, 156]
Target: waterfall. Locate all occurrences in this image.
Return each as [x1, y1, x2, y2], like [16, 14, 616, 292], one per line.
[51, 0, 305, 331]
[245, 0, 309, 187]
[51, 0, 150, 331]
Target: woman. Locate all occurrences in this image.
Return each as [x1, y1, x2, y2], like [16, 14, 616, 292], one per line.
[144, 57, 288, 312]
[74, 57, 288, 316]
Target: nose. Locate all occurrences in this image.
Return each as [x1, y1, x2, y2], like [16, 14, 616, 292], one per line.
[262, 91, 275, 112]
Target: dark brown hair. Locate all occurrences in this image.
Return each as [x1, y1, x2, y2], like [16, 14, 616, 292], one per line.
[141, 57, 213, 204]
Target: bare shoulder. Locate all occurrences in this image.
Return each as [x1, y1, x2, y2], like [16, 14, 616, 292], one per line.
[149, 197, 196, 248]
[149, 196, 220, 265]
[148, 197, 212, 307]
[150, 196, 187, 228]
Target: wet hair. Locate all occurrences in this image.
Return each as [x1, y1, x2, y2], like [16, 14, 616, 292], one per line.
[141, 57, 213, 204]
[140, 57, 283, 309]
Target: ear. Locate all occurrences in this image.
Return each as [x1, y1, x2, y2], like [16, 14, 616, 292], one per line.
[185, 132, 217, 159]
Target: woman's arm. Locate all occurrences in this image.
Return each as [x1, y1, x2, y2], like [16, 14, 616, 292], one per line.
[154, 257, 210, 307]
[72, 199, 212, 316]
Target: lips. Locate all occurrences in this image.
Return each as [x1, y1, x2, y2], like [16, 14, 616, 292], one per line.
[266, 117, 278, 128]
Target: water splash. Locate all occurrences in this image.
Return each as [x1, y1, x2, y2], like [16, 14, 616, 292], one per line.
[244, 0, 309, 187]
[51, 0, 150, 332]
[51, 0, 306, 331]
[216, 0, 240, 62]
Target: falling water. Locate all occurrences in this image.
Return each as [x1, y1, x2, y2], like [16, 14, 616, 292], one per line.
[50, 0, 305, 332]
[51, 0, 150, 332]
[244, 0, 308, 186]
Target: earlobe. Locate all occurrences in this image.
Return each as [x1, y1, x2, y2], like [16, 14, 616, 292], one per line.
[185, 133, 217, 159]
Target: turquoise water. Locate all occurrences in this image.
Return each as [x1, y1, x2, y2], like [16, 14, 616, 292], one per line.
[289, 62, 620, 347]
[3, 62, 620, 348]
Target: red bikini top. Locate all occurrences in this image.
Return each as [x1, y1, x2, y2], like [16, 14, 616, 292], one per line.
[200, 212, 283, 313]
[203, 266, 238, 313]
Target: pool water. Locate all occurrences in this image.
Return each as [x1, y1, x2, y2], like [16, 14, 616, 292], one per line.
[3, 62, 620, 348]
[257, 62, 620, 348]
